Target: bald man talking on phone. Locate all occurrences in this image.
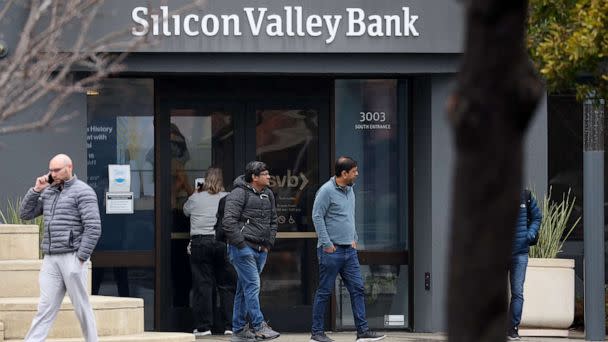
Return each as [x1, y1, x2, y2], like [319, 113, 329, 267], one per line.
[20, 154, 101, 342]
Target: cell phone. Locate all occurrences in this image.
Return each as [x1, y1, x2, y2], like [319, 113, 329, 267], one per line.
[47, 174, 54, 184]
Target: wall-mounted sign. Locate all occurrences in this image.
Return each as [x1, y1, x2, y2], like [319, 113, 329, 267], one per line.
[60, 0, 464, 54]
[354, 111, 392, 130]
[106, 192, 134, 214]
[132, 6, 420, 44]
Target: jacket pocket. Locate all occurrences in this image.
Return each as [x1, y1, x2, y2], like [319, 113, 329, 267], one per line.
[68, 230, 74, 248]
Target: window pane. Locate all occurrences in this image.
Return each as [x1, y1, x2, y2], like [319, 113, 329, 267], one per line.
[86, 79, 155, 251]
[336, 265, 409, 330]
[335, 80, 406, 251]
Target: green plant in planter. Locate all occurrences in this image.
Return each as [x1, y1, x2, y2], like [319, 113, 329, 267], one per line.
[529, 188, 581, 259]
[0, 197, 44, 258]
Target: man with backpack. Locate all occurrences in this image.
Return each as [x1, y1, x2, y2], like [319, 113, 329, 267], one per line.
[222, 161, 280, 342]
[507, 189, 542, 340]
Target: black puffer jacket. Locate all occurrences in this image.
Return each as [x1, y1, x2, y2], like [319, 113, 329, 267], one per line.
[222, 175, 277, 250]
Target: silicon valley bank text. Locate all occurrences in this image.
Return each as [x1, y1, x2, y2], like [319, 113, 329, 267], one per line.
[131, 6, 420, 44]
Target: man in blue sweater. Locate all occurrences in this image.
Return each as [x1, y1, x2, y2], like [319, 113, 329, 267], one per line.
[309, 157, 386, 342]
[508, 190, 542, 340]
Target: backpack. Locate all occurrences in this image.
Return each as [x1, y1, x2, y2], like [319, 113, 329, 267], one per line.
[523, 190, 539, 246]
[214, 190, 250, 242]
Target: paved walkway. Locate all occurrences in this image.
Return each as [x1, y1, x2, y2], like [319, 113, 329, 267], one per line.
[197, 330, 602, 341]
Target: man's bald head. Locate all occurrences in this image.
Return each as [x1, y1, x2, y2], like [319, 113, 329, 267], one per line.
[50, 154, 73, 167]
[49, 154, 74, 182]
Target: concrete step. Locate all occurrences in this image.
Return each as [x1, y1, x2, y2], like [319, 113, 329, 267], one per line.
[0, 296, 143, 340]
[0, 225, 39, 260]
[0, 259, 91, 297]
[4, 332, 195, 342]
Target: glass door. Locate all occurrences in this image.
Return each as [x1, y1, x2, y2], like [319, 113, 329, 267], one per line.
[157, 89, 242, 331]
[251, 102, 330, 332]
[156, 78, 331, 332]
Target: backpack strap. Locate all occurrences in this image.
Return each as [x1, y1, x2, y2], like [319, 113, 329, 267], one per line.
[239, 190, 250, 222]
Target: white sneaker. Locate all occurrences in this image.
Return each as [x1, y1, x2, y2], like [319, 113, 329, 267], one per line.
[193, 329, 212, 338]
[224, 330, 233, 335]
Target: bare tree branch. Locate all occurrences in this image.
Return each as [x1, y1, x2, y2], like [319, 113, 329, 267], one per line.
[0, 0, 206, 136]
[0, 0, 16, 23]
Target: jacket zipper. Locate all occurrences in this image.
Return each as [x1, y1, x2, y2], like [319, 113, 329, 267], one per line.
[47, 189, 62, 255]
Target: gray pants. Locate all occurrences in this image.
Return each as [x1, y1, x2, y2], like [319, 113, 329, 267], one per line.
[25, 252, 98, 342]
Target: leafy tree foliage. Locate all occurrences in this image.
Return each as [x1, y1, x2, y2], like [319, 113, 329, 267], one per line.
[528, 0, 608, 99]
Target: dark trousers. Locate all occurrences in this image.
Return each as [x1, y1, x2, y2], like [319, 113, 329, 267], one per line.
[508, 253, 529, 329]
[190, 235, 236, 332]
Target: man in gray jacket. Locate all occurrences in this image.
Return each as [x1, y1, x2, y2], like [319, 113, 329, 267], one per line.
[222, 161, 280, 342]
[20, 154, 101, 342]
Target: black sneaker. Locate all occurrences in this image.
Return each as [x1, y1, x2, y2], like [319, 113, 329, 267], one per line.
[356, 330, 386, 342]
[310, 332, 335, 342]
[507, 327, 521, 341]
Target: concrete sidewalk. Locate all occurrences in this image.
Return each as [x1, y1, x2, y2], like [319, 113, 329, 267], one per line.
[196, 330, 601, 341]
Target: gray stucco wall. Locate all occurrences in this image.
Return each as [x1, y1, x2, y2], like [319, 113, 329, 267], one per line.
[0, 94, 88, 212]
[411, 76, 548, 332]
[524, 94, 548, 193]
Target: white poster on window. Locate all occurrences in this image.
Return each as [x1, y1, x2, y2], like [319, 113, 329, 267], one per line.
[108, 164, 131, 192]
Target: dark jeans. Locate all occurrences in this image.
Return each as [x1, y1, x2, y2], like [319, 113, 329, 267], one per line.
[508, 253, 529, 329]
[312, 246, 369, 335]
[190, 235, 236, 332]
[228, 244, 268, 332]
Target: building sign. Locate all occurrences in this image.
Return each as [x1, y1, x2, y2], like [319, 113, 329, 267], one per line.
[71, 0, 464, 54]
[132, 6, 420, 44]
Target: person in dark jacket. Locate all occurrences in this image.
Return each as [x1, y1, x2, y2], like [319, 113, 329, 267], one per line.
[222, 161, 279, 342]
[507, 190, 542, 341]
[20, 154, 101, 342]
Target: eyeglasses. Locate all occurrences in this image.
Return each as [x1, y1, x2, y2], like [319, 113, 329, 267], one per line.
[48, 166, 65, 173]
[258, 171, 270, 176]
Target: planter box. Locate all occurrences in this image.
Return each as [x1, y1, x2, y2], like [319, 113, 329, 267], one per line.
[519, 258, 575, 337]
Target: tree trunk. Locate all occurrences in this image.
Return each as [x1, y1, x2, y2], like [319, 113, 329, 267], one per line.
[447, 1, 543, 341]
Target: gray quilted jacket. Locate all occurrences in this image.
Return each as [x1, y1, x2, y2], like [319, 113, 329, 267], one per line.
[20, 176, 101, 261]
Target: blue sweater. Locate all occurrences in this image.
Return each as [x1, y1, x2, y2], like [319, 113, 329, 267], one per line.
[312, 177, 359, 248]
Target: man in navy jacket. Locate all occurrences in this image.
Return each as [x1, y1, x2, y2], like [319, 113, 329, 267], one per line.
[508, 190, 542, 340]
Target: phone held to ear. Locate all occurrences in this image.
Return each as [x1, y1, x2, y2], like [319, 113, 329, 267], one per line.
[48, 174, 54, 184]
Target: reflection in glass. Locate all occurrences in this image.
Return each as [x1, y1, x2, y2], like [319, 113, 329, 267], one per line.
[335, 80, 406, 251]
[256, 109, 319, 232]
[336, 265, 409, 329]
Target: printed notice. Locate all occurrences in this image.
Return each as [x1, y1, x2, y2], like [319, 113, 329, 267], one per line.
[106, 192, 134, 214]
[108, 164, 131, 192]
